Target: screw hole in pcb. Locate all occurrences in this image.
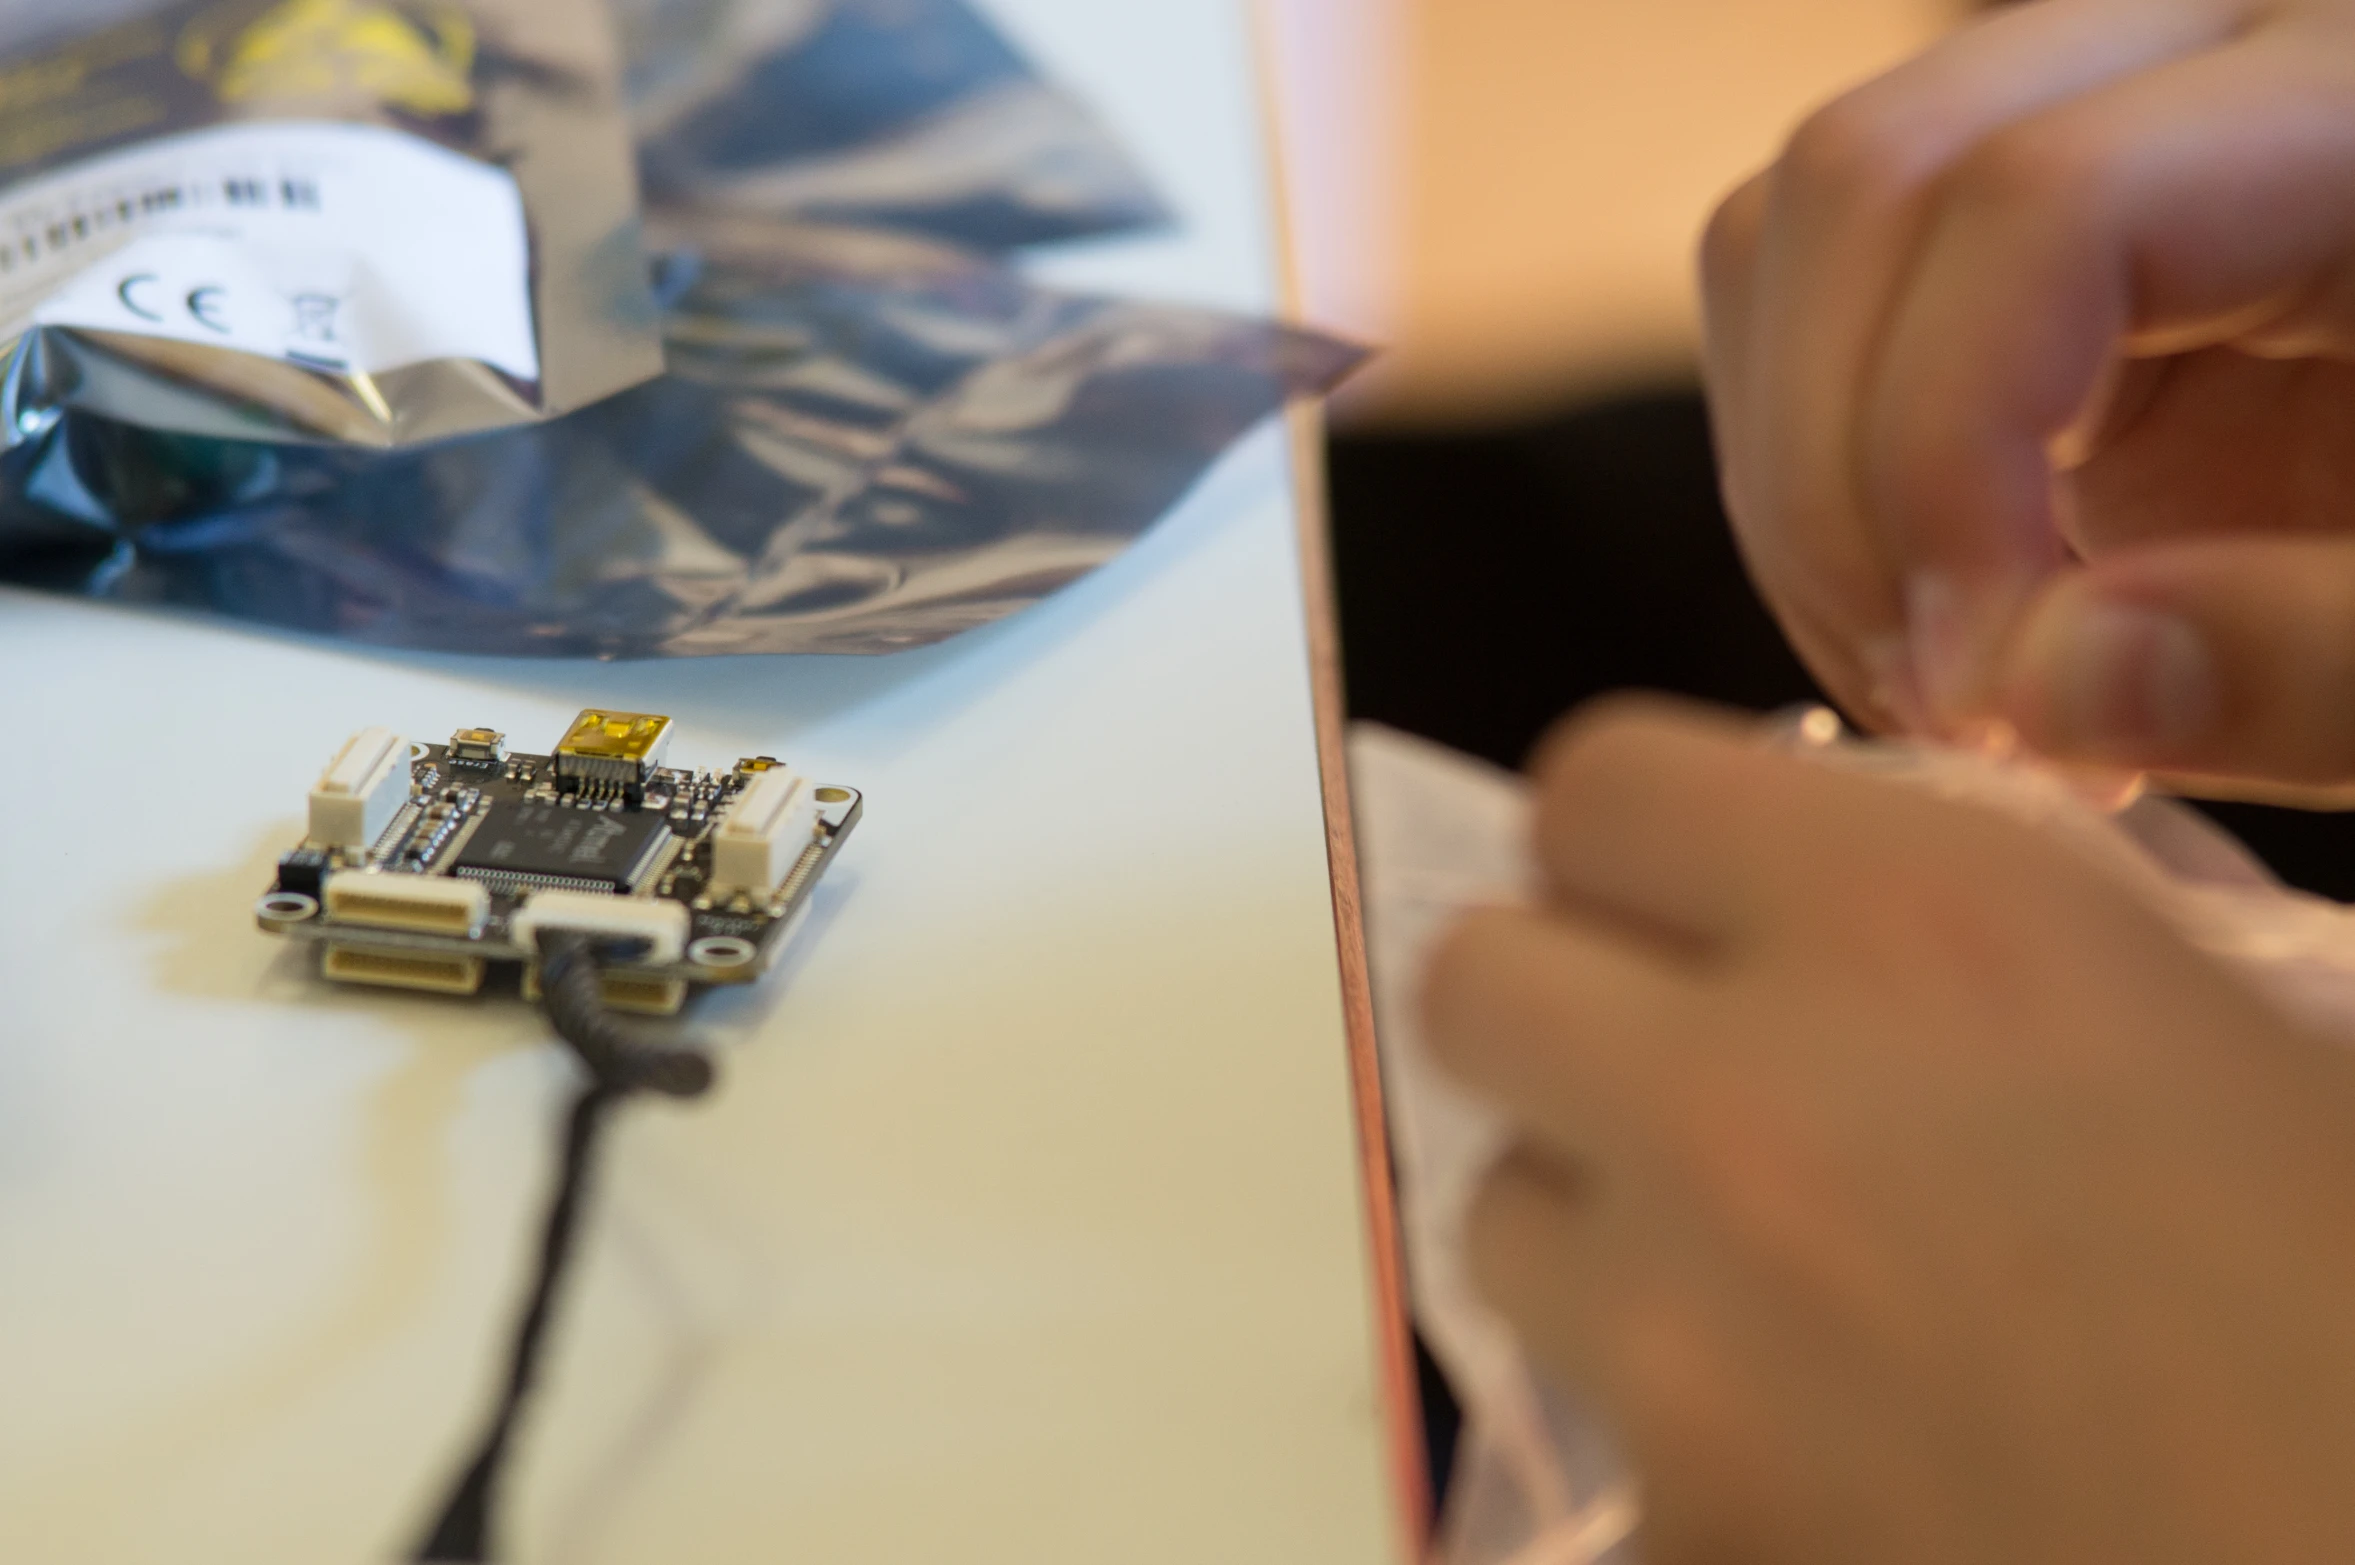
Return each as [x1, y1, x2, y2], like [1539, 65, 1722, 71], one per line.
[688, 935, 758, 970]
[257, 891, 320, 923]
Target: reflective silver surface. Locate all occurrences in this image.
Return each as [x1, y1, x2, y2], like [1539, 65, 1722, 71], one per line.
[1, 238, 1358, 654]
[0, 0, 663, 449]
[0, 0, 1361, 657]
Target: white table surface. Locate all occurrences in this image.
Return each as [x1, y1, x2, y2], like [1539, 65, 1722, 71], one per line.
[0, 3, 1412, 1561]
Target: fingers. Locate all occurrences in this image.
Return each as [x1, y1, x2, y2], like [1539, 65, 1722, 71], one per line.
[1524, 695, 1897, 954]
[2068, 353, 2355, 555]
[1699, 172, 1769, 504]
[1997, 537, 2355, 783]
[1422, 903, 1708, 1163]
[1721, 0, 2237, 729]
[1463, 1143, 1621, 1391]
[1464, 1145, 1779, 1565]
[1867, 34, 2355, 719]
[1523, 697, 1769, 947]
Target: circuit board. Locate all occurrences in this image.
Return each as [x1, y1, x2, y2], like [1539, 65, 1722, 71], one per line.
[255, 711, 862, 1014]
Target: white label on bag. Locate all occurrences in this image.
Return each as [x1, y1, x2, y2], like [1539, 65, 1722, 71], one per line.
[0, 119, 538, 382]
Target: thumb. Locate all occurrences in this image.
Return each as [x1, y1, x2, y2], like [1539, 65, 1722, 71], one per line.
[1997, 538, 2355, 788]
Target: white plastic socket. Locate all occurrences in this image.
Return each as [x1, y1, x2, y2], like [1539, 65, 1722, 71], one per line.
[323, 871, 489, 936]
[510, 890, 689, 965]
[710, 767, 819, 894]
[309, 726, 410, 850]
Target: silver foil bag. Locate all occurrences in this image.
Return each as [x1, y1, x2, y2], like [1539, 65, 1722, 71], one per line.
[618, 0, 1168, 249]
[0, 234, 1360, 655]
[0, 0, 1355, 656]
[0, 0, 663, 449]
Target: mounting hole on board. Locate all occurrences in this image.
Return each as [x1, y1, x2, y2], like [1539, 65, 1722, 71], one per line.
[256, 891, 320, 928]
[688, 934, 758, 970]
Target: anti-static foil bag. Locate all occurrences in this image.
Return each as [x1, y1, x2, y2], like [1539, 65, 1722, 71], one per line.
[0, 0, 664, 449]
[615, 0, 1170, 249]
[0, 0, 1360, 657]
[1, 232, 1360, 655]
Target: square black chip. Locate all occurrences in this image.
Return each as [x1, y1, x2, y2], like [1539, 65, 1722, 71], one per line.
[451, 800, 671, 893]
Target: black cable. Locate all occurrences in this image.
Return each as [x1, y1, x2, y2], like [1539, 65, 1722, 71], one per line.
[413, 932, 715, 1563]
[534, 934, 716, 1100]
[412, 1081, 617, 1563]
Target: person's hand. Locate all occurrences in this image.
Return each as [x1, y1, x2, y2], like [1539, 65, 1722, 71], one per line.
[1702, 0, 2355, 791]
[1424, 697, 2355, 1563]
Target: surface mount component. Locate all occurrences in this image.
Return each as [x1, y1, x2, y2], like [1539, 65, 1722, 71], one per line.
[711, 765, 819, 894]
[323, 945, 488, 997]
[449, 727, 508, 765]
[309, 726, 409, 849]
[451, 800, 671, 895]
[325, 872, 490, 936]
[258, 708, 861, 1013]
[510, 891, 690, 966]
[553, 709, 673, 790]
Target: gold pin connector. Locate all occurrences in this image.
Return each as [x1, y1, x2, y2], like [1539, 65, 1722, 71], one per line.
[323, 945, 486, 996]
[553, 709, 673, 787]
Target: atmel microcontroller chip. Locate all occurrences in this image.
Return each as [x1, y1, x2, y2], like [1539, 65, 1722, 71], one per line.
[453, 800, 671, 894]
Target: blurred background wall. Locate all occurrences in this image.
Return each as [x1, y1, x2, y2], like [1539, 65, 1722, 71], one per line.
[1265, 0, 1967, 426]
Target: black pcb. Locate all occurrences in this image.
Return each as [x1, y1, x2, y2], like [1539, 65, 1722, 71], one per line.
[451, 800, 670, 892]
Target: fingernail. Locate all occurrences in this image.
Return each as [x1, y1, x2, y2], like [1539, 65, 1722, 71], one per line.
[1909, 570, 2068, 741]
[2036, 597, 2218, 757]
[1906, 574, 1967, 719]
[1906, 572, 2013, 732]
[1861, 634, 1929, 733]
[2060, 765, 2147, 815]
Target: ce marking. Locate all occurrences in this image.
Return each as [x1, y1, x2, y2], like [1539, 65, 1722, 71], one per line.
[116, 274, 232, 334]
